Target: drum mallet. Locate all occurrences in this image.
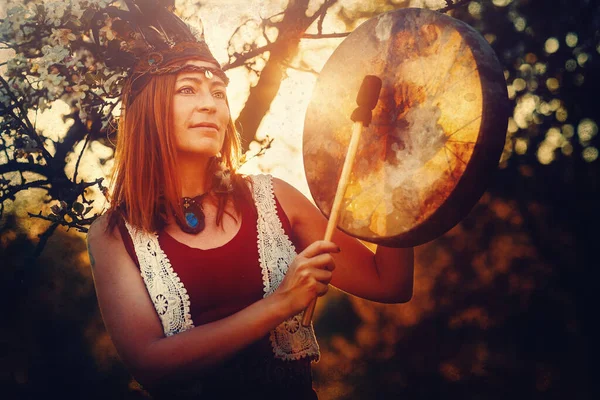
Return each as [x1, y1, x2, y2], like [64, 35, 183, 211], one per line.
[302, 75, 382, 327]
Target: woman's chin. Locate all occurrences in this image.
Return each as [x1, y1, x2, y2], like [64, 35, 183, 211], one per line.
[177, 147, 221, 159]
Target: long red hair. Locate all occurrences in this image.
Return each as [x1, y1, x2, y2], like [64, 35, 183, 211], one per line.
[106, 58, 251, 233]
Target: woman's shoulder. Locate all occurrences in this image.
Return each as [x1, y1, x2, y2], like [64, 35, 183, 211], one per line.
[244, 174, 293, 193]
[266, 177, 316, 228]
[87, 210, 125, 247]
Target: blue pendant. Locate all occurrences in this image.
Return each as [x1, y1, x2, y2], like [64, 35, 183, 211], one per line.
[180, 195, 206, 234]
[185, 212, 198, 228]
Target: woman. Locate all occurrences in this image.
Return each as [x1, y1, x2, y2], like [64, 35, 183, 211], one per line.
[86, 3, 414, 398]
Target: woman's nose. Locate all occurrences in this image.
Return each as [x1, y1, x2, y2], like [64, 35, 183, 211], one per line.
[194, 92, 217, 112]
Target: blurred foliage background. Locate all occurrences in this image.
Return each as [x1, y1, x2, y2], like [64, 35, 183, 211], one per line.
[1, 0, 598, 399]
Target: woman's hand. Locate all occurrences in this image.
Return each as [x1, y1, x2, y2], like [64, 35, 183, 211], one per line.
[273, 177, 414, 304]
[275, 240, 340, 316]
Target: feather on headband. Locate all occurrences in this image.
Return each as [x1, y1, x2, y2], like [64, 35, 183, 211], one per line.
[90, 0, 228, 104]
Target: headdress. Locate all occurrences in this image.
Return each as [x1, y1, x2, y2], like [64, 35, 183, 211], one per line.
[91, 0, 229, 104]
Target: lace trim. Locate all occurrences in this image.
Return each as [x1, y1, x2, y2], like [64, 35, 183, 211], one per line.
[124, 222, 194, 336]
[121, 174, 320, 361]
[252, 174, 320, 362]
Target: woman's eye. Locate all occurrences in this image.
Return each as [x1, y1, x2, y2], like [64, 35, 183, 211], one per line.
[178, 87, 194, 94]
[213, 91, 226, 99]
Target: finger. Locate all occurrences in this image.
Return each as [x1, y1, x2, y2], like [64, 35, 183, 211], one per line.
[300, 240, 340, 259]
[302, 253, 335, 271]
[315, 281, 330, 297]
[310, 268, 333, 285]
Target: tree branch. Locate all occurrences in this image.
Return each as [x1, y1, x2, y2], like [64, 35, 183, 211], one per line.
[32, 221, 59, 258]
[0, 76, 53, 161]
[438, 0, 473, 13]
[0, 160, 49, 176]
[223, 42, 278, 71]
[0, 179, 51, 203]
[234, 0, 340, 151]
[72, 133, 90, 184]
[302, 32, 349, 39]
[28, 211, 96, 233]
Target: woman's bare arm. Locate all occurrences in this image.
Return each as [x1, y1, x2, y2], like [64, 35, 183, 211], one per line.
[87, 214, 336, 387]
[273, 178, 414, 303]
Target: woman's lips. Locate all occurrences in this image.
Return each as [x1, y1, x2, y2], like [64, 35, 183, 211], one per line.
[190, 123, 218, 132]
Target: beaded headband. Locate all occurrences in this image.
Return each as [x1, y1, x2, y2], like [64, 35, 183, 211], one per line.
[91, 0, 227, 104]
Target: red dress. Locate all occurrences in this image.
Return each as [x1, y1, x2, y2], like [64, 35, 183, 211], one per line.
[117, 195, 318, 399]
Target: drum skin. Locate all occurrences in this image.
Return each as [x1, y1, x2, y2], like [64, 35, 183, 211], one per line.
[303, 8, 510, 247]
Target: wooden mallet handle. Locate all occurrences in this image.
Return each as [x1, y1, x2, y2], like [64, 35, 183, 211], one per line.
[301, 75, 382, 327]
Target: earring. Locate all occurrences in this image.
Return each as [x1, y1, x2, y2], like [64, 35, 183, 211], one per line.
[212, 154, 233, 194]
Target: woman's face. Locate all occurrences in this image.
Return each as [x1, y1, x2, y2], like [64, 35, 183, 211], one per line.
[172, 60, 230, 158]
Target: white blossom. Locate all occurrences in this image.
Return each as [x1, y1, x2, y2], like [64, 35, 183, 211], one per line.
[41, 44, 70, 64]
[7, 77, 29, 95]
[69, 1, 86, 20]
[6, 53, 29, 75]
[38, 96, 50, 112]
[102, 73, 122, 93]
[78, 108, 88, 121]
[0, 90, 11, 108]
[97, 0, 115, 8]
[50, 28, 77, 46]
[38, 68, 68, 100]
[22, 26, 35, 35]
[71, 83, 90, 100]
[6, 6, 29, 32]
[45, 2, 69, 27]
[0, 16, 13, 40]
[99, 18, 117, 42]
[0, 5, 33, 44]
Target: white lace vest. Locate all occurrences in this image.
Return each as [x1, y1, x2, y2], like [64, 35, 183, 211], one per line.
[124, 174, 320, 362]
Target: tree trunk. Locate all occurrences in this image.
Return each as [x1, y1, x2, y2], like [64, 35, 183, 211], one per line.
[234, 0, 325, 151]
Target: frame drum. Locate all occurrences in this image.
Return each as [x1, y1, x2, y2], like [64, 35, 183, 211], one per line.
[303, 8, 510, 247]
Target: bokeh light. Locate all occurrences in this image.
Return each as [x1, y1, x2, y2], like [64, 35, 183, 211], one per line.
[565, 32, 578, 47]
[468, 1, 482, 17]
[582, 147, 599, 162]
[492, 0, 513, 6]
[534, 62, 547, 75]
[565, 59, 577, 71]
[515, 138, 528, 154]
[513, 16, 526, 32]
[556, 107, 568, 122]
[546, 77, 560, 91]
[577, 118, 598, 143]
[561, 142, 573, 156]
[562, 124, 575, 138]
[513, 77, 527, 91]
[576, 53, 589, 67]
[545, 37, 560, 54]
[537, 142, 555, 165]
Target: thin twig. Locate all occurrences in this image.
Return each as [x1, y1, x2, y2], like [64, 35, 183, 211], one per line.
[302, 32, 349, 39]
[28, 212, 96, 232]
[282, 61, 319, 76]
[0, 160, 48, 175]
[0, 179, 51, 203]
[223, 42, 278, 71]
[0, 76, 53, 161]
[73, 134, 91, 184]
[241, 137, 274, 165]
[438, 0, 472, 13]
